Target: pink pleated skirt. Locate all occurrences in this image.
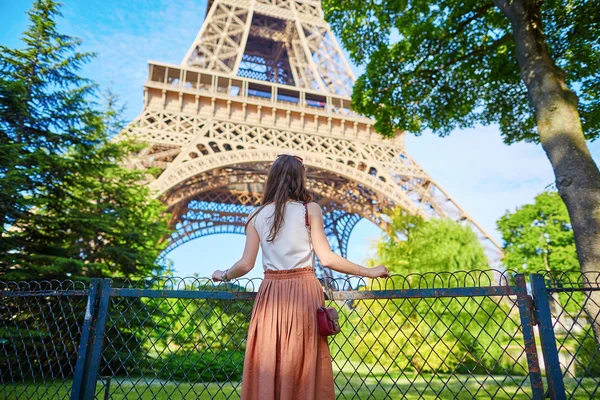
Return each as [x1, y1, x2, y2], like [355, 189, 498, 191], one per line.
[240, 267, 335, 400]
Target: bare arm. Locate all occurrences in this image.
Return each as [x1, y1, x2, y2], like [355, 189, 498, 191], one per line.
[307, 202, 388, 278]
[212, 222, 260, 281]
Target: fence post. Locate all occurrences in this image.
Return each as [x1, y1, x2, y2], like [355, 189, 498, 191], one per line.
[71, 278, 100, 399]
[70, 278, 112, 400]
[514, 274, 545, 399]
[530, 274, 566, 400]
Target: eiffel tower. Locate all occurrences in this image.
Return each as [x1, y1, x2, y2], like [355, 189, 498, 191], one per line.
[121, 0, 502, 278]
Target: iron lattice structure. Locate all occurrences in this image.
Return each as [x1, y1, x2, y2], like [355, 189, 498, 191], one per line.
[118, 0, 502, 278]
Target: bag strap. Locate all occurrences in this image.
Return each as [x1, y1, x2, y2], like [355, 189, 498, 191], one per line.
[303, 201, 313, 252]
[303, 201, 309, 228]
[305, 201, 333, 303]
[303, 201, 317, 273]
[323, 281, 335, 303]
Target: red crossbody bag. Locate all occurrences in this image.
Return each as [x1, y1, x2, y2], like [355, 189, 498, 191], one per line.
[304, 202, 341, 337]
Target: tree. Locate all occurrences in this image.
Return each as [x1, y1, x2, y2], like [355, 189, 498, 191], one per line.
[0, 0, 97, 270]
[146, 282, 253, 382]
[0, 3, 172, 384]
[372, 208, 490, 274]
[323, 0, 600, 275]
[0, 0, 171, 280]
[330, 211, 526, 377]
[498, 191, 600, 347]
[497, 190, 578, 275]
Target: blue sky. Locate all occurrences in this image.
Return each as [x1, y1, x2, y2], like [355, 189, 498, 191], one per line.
[2, 0, 599, 280]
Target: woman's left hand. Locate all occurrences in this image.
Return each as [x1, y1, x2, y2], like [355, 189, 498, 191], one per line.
[367, 265, 390, 278]
[212, 270, 225, 282]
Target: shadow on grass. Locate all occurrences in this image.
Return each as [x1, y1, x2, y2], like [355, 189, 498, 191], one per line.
[2, 374, 597, 399]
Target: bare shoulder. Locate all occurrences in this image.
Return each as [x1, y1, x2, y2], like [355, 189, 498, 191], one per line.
[246, 205, 263, 225]
[307, 201, 322, 215]
[246, 208, 259, 221]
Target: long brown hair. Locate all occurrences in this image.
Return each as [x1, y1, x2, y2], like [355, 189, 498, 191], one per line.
[246, 155, 312, 242]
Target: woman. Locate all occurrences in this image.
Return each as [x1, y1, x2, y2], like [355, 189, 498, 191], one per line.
[212, 154, 389, 400]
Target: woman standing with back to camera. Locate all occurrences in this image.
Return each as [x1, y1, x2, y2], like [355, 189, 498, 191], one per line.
[212, 154, 389, 400]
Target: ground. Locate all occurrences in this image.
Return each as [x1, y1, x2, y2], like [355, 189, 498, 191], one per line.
[4, 373, 597, 399]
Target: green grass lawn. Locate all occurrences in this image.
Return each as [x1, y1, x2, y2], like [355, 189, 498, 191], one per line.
[2, 373, 597, 399]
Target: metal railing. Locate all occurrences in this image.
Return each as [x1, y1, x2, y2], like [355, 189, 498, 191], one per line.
[1, 270, 599, 399]
[532, 272, 600, 399]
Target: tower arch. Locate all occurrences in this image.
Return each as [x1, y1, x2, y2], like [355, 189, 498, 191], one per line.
[159, 161, 391, 278]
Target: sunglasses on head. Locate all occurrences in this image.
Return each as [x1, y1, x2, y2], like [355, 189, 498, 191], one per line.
[277, 153, 304, 164]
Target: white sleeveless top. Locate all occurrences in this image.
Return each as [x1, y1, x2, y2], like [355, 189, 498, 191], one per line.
[250, 201, 315, 271]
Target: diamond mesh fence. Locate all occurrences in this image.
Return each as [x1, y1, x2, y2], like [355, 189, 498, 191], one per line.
[86, 271, 542, 400]
[541, 271, 600, 399]
[0, 280, 89, 400]
[1, 271, 599, 399]
[325, 271, 538, 399]
[94, 278, 255, 400]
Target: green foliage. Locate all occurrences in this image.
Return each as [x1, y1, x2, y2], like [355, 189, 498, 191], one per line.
[97, 282, 252, 382]
[323, 0, 599, 142]
[152, 350, 245, 382]
[574, 326, 600, 378]
[331, 294, 527, 375]
[150, 285, 252, 353]
[99, 297, 248, 380]
[497, 191, 578, 274]
[0, 296, 85, 382]
[330, 210, 527, 375]
[0, 0, 171, 280]
[97, 295, 154, 377]
[370, 209, 489, 274]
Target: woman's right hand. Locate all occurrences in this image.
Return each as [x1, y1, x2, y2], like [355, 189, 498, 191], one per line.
[367, 265, 390, 278]
[212, 270, 225, 282]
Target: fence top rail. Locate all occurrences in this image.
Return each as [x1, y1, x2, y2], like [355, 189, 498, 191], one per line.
[0, 269, 520, 294]
[96, 269, 517, 292]
[342, 269, 517, 291]
[110, 285, 519, 299]
[0, 279, 88, 293]
[538, 270, 600, 291]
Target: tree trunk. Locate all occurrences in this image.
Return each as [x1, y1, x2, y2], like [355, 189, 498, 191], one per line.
[493, 0, 600, 338]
